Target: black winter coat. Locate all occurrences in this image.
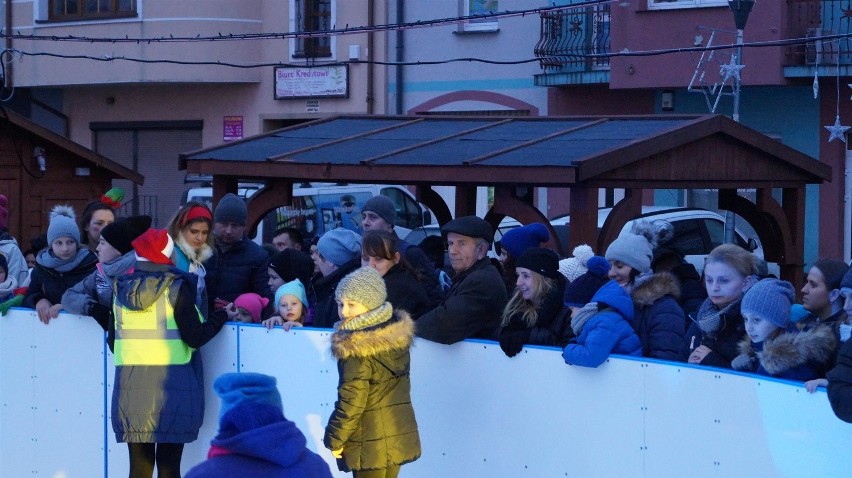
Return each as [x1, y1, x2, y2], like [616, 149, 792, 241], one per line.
[324, 311, 420, 471]
[311, 257, 361, 328]
[203, 237, 271, 310]
[383, 263, 431, 319]
[415, 257, 508, 345]
[671, 263, 707, 328]
[398, 238, 444, 308]
[24, 250, 98, 307]
[498, 275, 567, 354]
[631, 272, 686, 361]
[828, 338, 852, 423]
[679, 298, 746, 368]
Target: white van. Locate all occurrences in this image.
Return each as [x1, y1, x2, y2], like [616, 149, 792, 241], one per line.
[182, 182, 432, 245]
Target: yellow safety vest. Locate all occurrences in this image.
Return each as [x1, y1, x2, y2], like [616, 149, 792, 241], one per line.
[113, 286, 201, 366]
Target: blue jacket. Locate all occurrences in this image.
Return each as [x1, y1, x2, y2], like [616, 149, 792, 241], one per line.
[203, 237, 271, 310]
[562, 280, 642, 368]
[630, 272, 686, 361]
[185, 403, 332, 478]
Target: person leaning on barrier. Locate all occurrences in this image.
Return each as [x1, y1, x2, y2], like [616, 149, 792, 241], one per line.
[415, 216, 508, 345]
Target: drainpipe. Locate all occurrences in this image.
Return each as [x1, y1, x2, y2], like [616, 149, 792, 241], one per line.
[367, 0, 374, 114]
[845, 150, 852, 263]
[395, 0, 404, 114]
[5, 0, 11, 90]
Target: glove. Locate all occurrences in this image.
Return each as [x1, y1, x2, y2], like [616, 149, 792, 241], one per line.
[88, 303, 113, 331]
[731, 353, 756, 371]
[0, 294, 23, 316]
[499, 328, 531, 358]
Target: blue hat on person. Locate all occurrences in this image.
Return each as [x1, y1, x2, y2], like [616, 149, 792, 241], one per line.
[501, 223, 550, 260]
[213, 193, 247, 225]
[275, 279, 308, 312]
[47, 205, 80, 245]
[214, 372, 282, 420]
[563, 256, 610, 307]
[741, 278, 796, 329]
[317, 228, 362, 267]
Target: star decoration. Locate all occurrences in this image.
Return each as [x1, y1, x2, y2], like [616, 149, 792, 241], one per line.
[720, 56, 745, 83]
[569, 18, 583, 34]
[825, 115, 851, 143]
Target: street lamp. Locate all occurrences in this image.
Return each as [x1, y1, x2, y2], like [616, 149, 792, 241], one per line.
[728, 0, 754, 123]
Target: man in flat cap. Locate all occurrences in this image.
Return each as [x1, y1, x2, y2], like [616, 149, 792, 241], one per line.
[415, 215, 507, 344]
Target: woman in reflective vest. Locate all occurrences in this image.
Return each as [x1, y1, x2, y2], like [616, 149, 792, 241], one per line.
[112, 228, 233, 478]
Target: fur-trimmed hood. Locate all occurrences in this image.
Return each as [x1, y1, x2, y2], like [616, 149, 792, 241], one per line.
[631, 271, 681, 307]
[176, 234, 214, 265]
[739, 325, 837, 375]
[330, 311, 415, 360]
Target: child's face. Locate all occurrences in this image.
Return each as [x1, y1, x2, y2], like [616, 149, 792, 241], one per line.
[743, 311, 780, 343]
[51, 237, 77, 261]
[704, 261, 751, 308]
[268, 268, 284, 294]
[96, 237, 121, 263]
[278, 294, 304, 322]
[25, 253, 35, 268]
[235, 307, 254, 323]
[337, 298, 368, 320]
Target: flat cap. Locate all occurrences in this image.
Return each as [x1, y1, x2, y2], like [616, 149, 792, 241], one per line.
[441, 215, 494, 243]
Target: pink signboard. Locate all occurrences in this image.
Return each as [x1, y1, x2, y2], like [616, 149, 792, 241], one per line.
[223, 116, 243, 142]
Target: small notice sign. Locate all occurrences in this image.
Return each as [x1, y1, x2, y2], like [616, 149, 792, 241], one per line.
[306, 99, 320, 113]
[223, 116, 243, 142]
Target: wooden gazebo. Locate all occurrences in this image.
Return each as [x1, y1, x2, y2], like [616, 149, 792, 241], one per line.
[180, 114, 831, 286]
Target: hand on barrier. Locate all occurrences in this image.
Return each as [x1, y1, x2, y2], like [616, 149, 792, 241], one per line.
[499, 328, 531, 358]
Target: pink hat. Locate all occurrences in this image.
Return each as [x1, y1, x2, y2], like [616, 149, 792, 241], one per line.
[233, 293, 269, 323]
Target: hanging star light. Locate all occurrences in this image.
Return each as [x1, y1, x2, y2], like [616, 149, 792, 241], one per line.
[720, 55, 745, 83]
[826, 115, 850, 143]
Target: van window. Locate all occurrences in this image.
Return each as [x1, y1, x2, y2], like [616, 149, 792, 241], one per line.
[381, 187, 423, 229]
[671, 219, 706, 255]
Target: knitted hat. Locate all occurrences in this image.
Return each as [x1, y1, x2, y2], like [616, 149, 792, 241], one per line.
[47, 205, 80, 245]
[605, 233, 653, 273]
[233, 293, 269, 323]
[558, 244, 594, 282]
[362, 195, 397, 225]
[335, 266, 387, 310]
[441, 215, 494, 243]
[100, 187, 124, 209]
[516, 247, 561, 280]
[790, 303, 809, 324]
[213, 193, 247, 225]
[0, 194, 8, 229]
[741, 278, 796, 329]
[501, 223, 550, 260]
[317, 228, 362, 267]
[274, 279, 308, 312]
[100, 215, 152, 255]
[268, 249, 314, 286]
[131, 228, 175, 265]
[214, 372, 282, 420]
[181, 205, 213, 227]
[563, 256, 610, 307]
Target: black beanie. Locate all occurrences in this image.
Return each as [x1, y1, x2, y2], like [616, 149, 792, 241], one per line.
[101, 215, 152, 254]
[516, 247, 561, 280]
[268, 249, 315, 286]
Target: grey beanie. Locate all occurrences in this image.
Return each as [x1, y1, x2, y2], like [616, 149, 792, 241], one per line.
[214, 193, 247, 225]
[317, 228, 362, 267]
[335, 266, 388, 311]
[741, 278, 796, 329]
[362, 195, 397, 226]
[605, 233, 653, 273]
[47, 205, 80, 245]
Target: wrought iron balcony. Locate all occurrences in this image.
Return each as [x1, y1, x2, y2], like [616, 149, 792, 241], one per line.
[534, 4, 611, 73]
[786, 0, 852, 66]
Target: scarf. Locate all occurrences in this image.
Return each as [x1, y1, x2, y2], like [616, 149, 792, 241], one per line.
[36, 248, 91, 273]
[570, 301, 600, 336]
[176, 235, 213, 271]
[338, 301, 393, 332]
[695, 298, 741, 335]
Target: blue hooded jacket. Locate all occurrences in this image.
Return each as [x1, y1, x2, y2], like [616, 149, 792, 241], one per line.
[562, 280, 643, 367]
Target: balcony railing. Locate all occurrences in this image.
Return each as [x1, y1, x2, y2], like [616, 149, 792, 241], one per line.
[786, 0, 852, 65]
[534, 4, 611, 72]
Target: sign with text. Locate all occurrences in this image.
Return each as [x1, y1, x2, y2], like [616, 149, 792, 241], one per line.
[223, 116, 243, 142]
[274, 65, 349, 99]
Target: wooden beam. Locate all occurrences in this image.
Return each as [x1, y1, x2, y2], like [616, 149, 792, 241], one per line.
[597, 189, 642, 253]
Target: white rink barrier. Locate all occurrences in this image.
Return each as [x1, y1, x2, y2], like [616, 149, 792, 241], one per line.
[1, 308, 850, 478]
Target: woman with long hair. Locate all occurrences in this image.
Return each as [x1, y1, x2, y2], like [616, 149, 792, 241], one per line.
[166, 201, 214, 315]
[360, 230, 431, 319]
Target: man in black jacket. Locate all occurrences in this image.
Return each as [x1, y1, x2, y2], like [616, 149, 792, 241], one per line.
[415, 216, 507, 345]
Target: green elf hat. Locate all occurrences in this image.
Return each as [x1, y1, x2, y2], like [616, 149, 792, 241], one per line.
[100, 187, 125, 209]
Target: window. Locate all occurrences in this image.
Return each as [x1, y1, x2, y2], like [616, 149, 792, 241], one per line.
[380, 187, 424, 229]
[48, 0, 136, 22]
[293, 0, 333, 59]
[670, 219, 707, 256]
[462, 0, 498, 32]
[647, 0, 728, 10]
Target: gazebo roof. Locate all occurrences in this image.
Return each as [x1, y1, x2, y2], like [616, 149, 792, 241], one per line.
[181, 114, 829, 187]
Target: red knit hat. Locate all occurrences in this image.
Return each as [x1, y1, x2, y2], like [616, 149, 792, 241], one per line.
[131, 228, 174, 265]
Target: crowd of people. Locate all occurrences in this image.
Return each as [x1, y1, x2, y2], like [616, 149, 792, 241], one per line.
[5, 188, 852, 476]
